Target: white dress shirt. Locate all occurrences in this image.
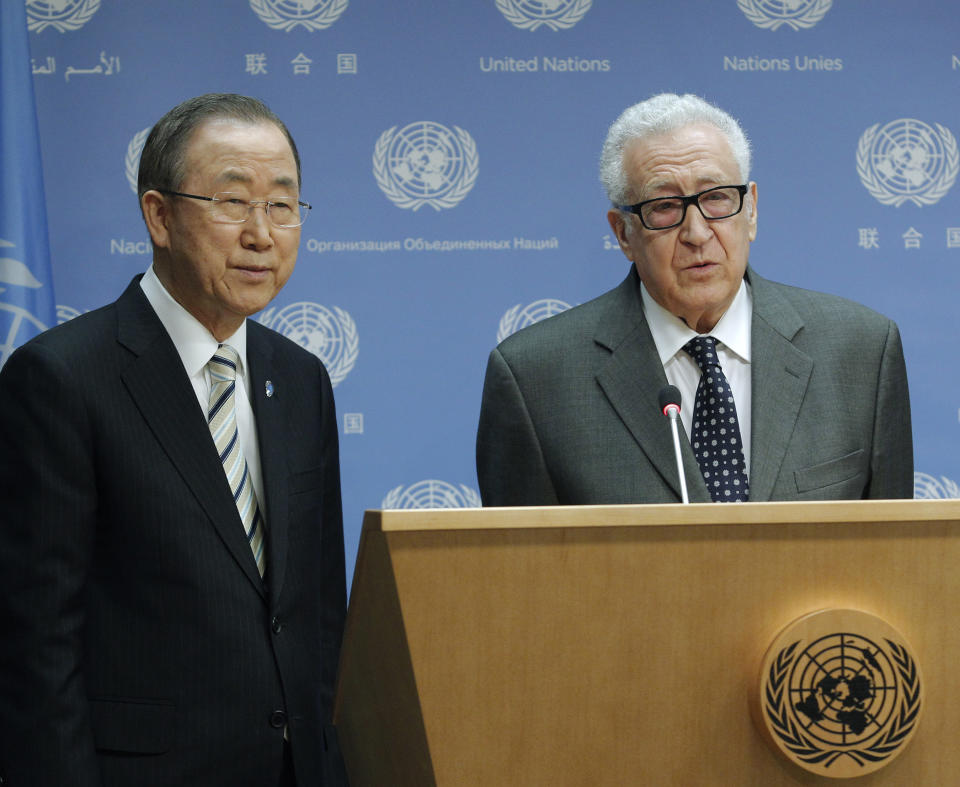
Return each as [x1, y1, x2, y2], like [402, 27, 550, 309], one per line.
[140, 265, 265, 507]
[640, 278, 753, 478]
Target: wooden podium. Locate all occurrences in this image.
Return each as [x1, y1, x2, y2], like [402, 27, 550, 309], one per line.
[332, 500, 960, 785]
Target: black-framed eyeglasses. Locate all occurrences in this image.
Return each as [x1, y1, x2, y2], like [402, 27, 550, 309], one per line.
[617, 184, 748, 231]
[156, 189, 312, 228]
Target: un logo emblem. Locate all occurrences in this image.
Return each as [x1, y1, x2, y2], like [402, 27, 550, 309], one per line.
[249, 0, 348, 31]
[496, 298, 571, 343]
[125, 128, 151, 194]
[756, 609, 922, 778]
[259, 302, 358, 388]
[913, 471, 960, 499]
[26, 0, 100, 32]
[736, 0, 831, 30]
[381, 480, 482, 510]
[373, 122, 478, 212]
[495, 0, 591, 31]
[857, 119, 959, 207]
[0, 239, 49, 369]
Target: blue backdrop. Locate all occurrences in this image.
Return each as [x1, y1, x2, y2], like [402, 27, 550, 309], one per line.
[9, 0, 960, 582]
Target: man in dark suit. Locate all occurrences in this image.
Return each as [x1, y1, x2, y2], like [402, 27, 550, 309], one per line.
[0, 94, 347, 786]
[477, 93, 913, 505]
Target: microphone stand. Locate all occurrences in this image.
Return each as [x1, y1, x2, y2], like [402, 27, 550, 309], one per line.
[659, 385, 689, 504]
[666, 405, 689, 504]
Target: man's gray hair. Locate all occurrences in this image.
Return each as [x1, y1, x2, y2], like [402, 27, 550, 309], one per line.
[137, 93, 301, 201]
[599, 93, 751, 206]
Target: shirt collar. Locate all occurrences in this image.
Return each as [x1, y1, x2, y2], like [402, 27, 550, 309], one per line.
[640, 275, 752, 364]
[140, 264, 248, 379]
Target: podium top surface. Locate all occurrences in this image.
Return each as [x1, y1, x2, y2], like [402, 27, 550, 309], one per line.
[365, 499, 960, 532]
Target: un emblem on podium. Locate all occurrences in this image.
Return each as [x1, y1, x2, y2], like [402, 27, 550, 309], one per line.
[755, 609, 922, 778]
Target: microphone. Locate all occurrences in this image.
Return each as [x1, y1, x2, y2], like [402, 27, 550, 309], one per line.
[658, 385, 689, 504]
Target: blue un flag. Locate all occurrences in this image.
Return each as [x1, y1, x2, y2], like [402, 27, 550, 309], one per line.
[0, 1, 56, 369]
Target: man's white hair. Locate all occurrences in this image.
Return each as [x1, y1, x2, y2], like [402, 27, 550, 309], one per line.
[599, 93, 752, 206]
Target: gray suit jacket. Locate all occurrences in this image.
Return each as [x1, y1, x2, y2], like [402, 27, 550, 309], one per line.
[476, 266, 913, 505]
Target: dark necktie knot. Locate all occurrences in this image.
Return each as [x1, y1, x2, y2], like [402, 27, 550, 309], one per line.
[684, 336, 721, 371]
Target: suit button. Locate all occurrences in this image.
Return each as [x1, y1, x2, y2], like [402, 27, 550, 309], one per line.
[271, 616, 283, 634]
[269, 710, 287, 728]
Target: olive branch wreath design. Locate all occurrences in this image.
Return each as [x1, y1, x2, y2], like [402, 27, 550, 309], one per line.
[764, 639, 920, 768]
[27, 0, 101, 33]
[494, 0, 592, 31]
[249, 0, 348, 32]
[735, 0, 832, 31]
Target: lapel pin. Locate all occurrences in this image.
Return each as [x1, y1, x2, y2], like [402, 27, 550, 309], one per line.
[265, 380, 274, 398]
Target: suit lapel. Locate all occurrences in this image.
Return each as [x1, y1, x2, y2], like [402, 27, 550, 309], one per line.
[746, 270, 813, 501]
[247, 325, 289, 601]
[115, 278, 266, 595]
[593, 271, 711, 503]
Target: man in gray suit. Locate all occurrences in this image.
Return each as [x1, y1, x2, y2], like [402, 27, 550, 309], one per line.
[476, 93, 913, 506]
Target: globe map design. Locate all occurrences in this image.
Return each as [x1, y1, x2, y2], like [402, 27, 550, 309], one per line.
[789, 633, 898, 745]
[384, 480, 480, 509]
[268, 0, 333, 17]
[869, 119, 946, 196]
[755, 0, 817, 17]
[516, 299, 571, 329]
[387, 122, 466, 200]
[27, 0, 82, 20]
[270, 303, 344, 366]
[514, 0, 575, 18]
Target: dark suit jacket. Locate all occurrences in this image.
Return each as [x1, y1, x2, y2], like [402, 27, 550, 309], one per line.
[0, 277, 347, 786]
[477, 266, 913, 505]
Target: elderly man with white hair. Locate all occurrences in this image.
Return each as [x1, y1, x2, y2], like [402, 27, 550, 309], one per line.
[477, 93, 913, 506]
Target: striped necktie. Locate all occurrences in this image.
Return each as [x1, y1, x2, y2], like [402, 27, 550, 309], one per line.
[206, 344, 266, 576]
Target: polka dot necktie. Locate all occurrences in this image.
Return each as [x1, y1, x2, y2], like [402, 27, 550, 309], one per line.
[683, 336, 749, 503]
[206, 344, 266, 576]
